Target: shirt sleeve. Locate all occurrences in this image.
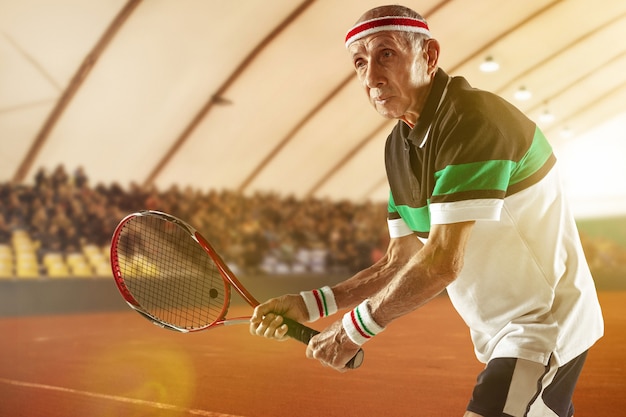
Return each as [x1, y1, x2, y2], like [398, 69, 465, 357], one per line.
[387, 190, 414, 237]
[387, 218, 414, 238]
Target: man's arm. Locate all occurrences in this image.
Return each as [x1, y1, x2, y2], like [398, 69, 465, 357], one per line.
[249, 233, 423, 339]
[368, 221, 474, 327]
[306, 221, 475, 369]
[332, 232, 424, 309]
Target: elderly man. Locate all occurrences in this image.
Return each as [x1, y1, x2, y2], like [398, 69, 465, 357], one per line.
[250, 5, 603, 417]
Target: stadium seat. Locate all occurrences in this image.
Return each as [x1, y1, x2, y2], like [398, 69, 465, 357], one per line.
[83, 244, 105, 266]
[82, 244, 100, 257]
[12, 230, 35, 252]
[95, 261, 111, 278]
[64, 252, 93, 278]
[47, 263, 70, 278]
[0, 244, 12, 255]
[16, 251, 36, 263]
[11, 230, 29, 241]
[67, 252, 85, 265]
[0, 258, 12, 279]
[71, 261, 93, 278]
[102, 245, 111, 262]
[43, 252, 70, 278]
[43, 252, 63, 267]
[16, 261, 39, 278]
[0, 245, 13, 277]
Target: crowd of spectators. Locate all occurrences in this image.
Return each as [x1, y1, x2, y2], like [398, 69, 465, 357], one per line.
[0, 165, 389, 275]
[1, 165, 625, 282]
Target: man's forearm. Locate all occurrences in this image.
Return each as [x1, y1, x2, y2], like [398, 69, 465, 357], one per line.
[332, 234, 424, 311]
[332, 258, 402, 310]
[368, 254, 453, 328]
[367, 221, 474, 328]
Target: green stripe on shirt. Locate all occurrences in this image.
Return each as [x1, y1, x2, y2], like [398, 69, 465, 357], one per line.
[509, 127, 553, 186]
[388, 192, 431, 232]
[433, 127, 553, 198]
[388, 127, 553, 234]
[433, 160, 514, 196]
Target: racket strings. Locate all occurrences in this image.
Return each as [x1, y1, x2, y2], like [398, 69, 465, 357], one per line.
[116, 215, 227, 330]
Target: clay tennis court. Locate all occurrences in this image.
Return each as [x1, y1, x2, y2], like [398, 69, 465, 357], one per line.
[0, 284, 623, 417]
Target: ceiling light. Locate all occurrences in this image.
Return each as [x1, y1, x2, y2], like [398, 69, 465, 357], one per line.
[514, 86, 532, 101]
[479, 56, 499, 72]
[560, 126, 574, 139]
[539, 109, 555, 124]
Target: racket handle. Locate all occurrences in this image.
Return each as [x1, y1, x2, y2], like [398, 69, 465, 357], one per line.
[282, 317, 364, 369]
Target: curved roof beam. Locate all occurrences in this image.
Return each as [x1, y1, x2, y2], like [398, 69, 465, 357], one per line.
[304, 120, 389, 199]
[237, 72, 354, 193]
[143, 0, 316, 188]
[526, 49, 626, 117]
[12, 0, 143, 183]
[494, 10, 626, 98]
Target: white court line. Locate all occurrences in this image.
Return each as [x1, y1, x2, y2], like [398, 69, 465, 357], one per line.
[0, 378, 244, 417]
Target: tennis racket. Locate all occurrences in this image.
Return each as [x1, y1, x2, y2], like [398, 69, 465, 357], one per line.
[110, 210, 364, 369]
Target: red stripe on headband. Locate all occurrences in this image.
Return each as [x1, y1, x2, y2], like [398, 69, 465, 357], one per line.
[345, 16, 430, 47]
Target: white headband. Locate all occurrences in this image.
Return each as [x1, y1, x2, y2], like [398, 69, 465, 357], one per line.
[345, 16, 431, 48]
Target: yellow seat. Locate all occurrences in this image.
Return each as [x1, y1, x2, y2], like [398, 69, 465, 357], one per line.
[43, 252, 64, 267]
[12, 232, 34, 249]
[16, 253, 36, 265]
[95, 261, 111, 278]
[0, 259, 13, 279]
[84, 245, 106, 269]
[83, 244, 100, 257]
[11, 230, 29, 242]
[16, 251, 38, 276]
[102, 245, 111, 262]
[70, 260, 93, 278]
[41, 252, 70, 278]
[16, 262, 39, 279]
[66, 252, 85, 266]
[0, 248, 13, 265]
[47, 262, 70, 278]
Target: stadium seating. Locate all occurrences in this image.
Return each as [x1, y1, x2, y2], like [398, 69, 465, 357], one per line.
[0, 244, 12, 278]
[66, 253, 92, 277]
[83, 244, 111, 277]
[12, 231, 39, 278]
[0, 229, 111, 280]
[43, 252, 70, 278]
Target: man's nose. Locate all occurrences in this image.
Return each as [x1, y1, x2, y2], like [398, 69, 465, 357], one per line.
[365, 63, 385, 89]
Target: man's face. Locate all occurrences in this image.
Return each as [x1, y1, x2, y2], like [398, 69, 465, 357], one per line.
[349, 32, 432, 124]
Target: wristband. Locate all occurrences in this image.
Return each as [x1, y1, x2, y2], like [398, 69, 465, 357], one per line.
[300, 286, 337, 322]
[342, 300, 385, 346]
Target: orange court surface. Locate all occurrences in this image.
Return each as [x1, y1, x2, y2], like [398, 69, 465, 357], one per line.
[1, 291, 624, 417]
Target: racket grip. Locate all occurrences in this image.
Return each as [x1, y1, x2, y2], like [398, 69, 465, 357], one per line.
[282, 317, 364, 369]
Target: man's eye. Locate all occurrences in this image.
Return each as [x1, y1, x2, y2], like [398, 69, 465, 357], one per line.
[354, 59, 366, 69]
[381, 50, 393, 58]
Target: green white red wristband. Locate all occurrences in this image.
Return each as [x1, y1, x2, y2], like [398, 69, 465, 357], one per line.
[300, 286, 337, 322]
[342, 300, 385, 346]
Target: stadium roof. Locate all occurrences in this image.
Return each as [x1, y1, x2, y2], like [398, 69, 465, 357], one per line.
[2, 0, 626, 217]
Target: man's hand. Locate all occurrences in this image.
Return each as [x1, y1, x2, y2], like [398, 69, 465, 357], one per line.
[306, 320, 361, 372]
[249, 294, 308, 340]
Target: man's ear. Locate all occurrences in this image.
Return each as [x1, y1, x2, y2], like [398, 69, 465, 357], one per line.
[423, 38, 440, 74]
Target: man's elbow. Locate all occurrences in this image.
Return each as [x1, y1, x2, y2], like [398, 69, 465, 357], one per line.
[429, 254, 463, 286]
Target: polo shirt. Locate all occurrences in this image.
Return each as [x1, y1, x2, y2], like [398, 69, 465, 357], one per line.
[385, 68, 604, 366]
